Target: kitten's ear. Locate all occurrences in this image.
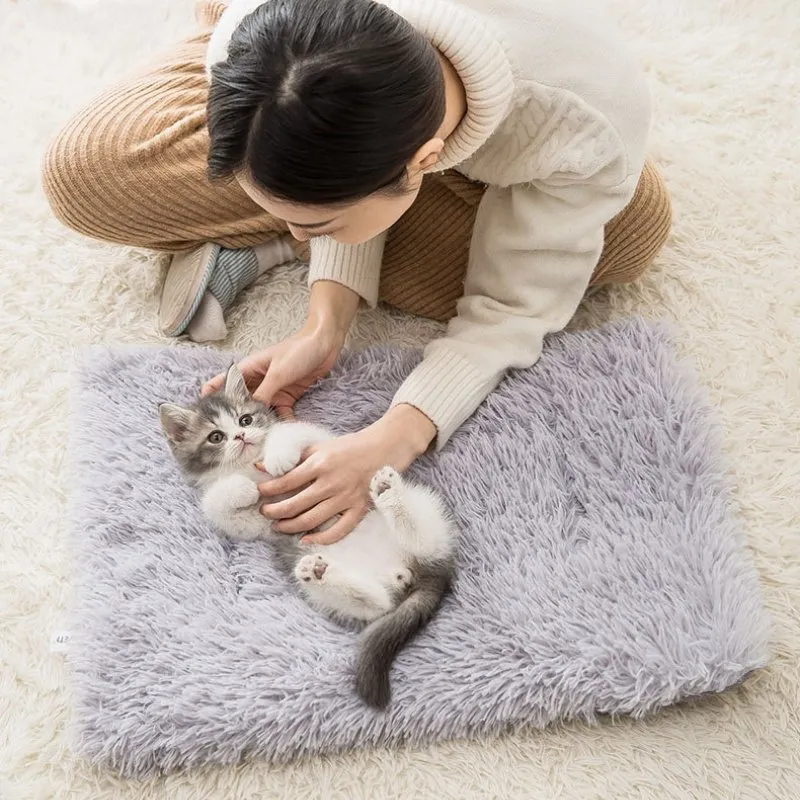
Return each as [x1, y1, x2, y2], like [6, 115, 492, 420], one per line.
[224, 364, 250, 405]
[159, 403, 198, 444]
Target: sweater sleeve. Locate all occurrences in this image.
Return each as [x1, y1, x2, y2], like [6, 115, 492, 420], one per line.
[391, 171, 640, 447]
[307, 233, 386, 307]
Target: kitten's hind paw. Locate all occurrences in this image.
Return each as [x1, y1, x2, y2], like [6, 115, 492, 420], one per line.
[370, 466, 401, 504]
[295, 553, 328, 584]
[393, 567, 413, 590]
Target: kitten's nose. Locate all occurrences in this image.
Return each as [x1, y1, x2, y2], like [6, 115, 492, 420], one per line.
[234, 433, 245, 442]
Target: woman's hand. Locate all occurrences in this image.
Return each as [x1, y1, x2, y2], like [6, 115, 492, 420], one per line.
[259, 405, 437, 544]
[201, 281, 359, 417]
[202, 323, 339, 418]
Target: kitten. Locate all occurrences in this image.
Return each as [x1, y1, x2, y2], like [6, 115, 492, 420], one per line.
[159, 365, 457, 709]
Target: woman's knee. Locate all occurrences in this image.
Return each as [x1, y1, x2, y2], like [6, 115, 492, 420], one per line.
[42, 120, 90, 236]
[41, 104, 139, 245]
[593, 161, 672, 286]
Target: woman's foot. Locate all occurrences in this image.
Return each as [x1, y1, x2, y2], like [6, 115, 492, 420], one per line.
[158, 237, 295, 341]
[186, 292, 227, 343]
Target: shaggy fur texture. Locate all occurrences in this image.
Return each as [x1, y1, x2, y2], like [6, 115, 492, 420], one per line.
[65, 320, 768, 777]
[2, 0, 799, 797]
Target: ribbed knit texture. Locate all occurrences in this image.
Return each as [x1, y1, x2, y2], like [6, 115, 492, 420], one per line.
[390, 348, 501, 445]
[377, 0, 515, 173]
[308, 236, 386, 308]
[206, 246, 259, 308]
[592, 161, 673, 286]
[41, 0, 672, 447]
[380, 163, 673, 322]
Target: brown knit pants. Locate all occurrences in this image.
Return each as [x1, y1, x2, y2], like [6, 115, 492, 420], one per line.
[42, 0, 672, 322]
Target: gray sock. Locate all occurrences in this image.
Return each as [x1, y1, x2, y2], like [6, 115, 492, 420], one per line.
[186, 238, 295, 343]
[206, 248, 260, 309]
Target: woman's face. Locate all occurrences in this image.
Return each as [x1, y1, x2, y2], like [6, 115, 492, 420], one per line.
[236, 171, 424, 246]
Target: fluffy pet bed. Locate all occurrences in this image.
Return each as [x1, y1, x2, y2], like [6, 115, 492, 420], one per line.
[67, 318, 769, 777]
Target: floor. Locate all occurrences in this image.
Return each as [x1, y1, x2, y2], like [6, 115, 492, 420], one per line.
[1, 0, 798, 797]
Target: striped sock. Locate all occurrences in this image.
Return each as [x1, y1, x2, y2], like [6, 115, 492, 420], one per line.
[186, 237, 295, 343]
[206, 247, 259, 310]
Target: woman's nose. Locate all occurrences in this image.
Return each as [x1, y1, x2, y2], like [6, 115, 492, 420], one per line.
[287, 224, 309, 242]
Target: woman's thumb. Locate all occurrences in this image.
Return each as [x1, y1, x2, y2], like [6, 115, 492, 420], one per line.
[252, 373, 279, 407]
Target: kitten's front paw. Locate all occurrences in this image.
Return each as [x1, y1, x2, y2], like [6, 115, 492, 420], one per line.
[262, 443, 303, 477]
[226, 476, 260, 509]
[295, 553, 328, 584]
[370, 466, 401, 504]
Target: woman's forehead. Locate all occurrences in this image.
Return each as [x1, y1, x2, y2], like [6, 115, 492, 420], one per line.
[235, 170, 356, 223]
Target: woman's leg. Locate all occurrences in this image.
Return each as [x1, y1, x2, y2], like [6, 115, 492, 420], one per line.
[589, 161, 673, 287]
[41, 2, 286, 253]
[379, 162, 672, 322]
[41, 1, 296, 339]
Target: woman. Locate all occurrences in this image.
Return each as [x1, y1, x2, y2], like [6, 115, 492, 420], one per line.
[43, 0, 671, 543]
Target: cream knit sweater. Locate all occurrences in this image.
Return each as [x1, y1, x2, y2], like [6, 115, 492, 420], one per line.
[207, 0, 651, 447]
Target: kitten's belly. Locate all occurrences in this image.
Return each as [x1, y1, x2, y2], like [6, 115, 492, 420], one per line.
[318, 511, 404, 573]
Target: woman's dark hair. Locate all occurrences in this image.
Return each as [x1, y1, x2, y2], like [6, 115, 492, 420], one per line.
[207, 0, 446, 205]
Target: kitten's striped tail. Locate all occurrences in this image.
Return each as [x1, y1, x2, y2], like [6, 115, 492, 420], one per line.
[354, 564, 452, 710]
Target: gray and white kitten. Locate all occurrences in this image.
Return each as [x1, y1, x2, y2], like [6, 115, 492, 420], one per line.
[159, 365, 457, 709]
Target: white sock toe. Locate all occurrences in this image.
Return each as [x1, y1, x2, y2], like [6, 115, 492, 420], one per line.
[186, 291, 228, 343]
[253, 236, 296, 276]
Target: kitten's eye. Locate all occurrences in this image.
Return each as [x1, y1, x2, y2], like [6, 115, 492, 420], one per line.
[207, 430, 225, 444]
[239, 414, 253, 427]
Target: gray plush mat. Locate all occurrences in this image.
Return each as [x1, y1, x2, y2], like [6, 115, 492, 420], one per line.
[68, 318, 769, 777]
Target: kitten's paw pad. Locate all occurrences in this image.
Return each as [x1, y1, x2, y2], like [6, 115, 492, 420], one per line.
[262, 445, 302, 478]
[295, 554, 328, 584]
[370, 466, 400, 502]
[227, 477, 260, 509]
[393, 568, 413, 589]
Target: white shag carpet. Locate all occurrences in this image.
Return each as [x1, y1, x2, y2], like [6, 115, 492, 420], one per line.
[1, 0, 798, 797]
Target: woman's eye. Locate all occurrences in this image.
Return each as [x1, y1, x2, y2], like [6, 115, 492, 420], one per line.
[207, 430, 225, 444]
[239, 414, 253, 427]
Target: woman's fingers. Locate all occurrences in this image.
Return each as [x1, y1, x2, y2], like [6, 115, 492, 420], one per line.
[272, 498, 343, 534]
[272, 399, 297, 420]
[203, 351, 272, 398]
[300, 509, 364, 545]
[258, 457, 316, 496]
[251, 369, 282, 407]
[201, 372, 225, 396]
[260, 481, 322, 519]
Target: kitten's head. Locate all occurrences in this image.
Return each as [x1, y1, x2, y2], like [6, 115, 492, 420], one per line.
[159, 365, 277, 483]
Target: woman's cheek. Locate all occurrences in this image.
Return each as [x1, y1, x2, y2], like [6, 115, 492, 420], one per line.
[335, 212, 405, 245]
[334, 223, 388, 246]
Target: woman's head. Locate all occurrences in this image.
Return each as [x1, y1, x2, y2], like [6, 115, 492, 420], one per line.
[207, 0, 446, 245]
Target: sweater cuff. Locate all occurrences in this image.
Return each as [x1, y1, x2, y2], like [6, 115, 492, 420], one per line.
[308, 236, 385, 308]
[390, 348, 501, 449]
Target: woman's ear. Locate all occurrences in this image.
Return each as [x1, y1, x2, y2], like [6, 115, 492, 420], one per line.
[408, 137, 445, 176]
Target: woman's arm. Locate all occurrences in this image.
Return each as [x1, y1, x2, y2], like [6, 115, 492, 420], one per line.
[390, 172, 642, 447]
[259, 176, 641, 542]
[305, 278, 360, 346]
